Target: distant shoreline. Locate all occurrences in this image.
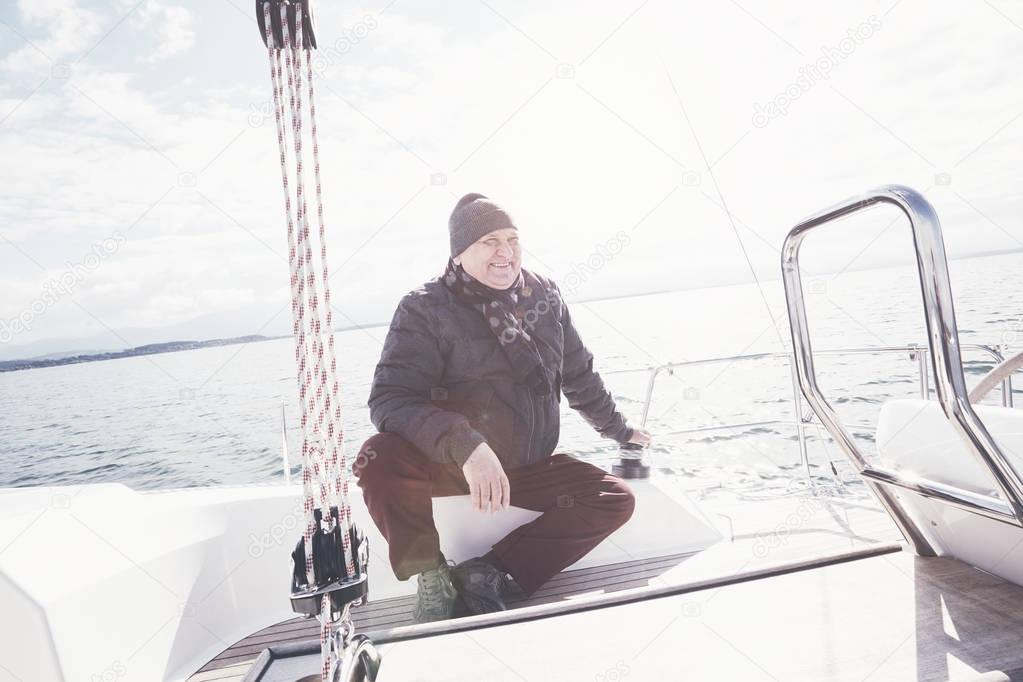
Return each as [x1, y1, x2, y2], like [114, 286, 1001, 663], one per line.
[0, 320, 396, 374]
[0, 335, 281, 374]
[4, 247, 1020, 374]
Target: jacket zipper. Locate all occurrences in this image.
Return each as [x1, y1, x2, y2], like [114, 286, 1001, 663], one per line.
[525, 388, 535, 465]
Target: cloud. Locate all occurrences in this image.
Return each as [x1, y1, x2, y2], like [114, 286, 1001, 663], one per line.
[0, 0, 103, 73]
[3, 0, 1023, 358]
[131, 0, 195, 64]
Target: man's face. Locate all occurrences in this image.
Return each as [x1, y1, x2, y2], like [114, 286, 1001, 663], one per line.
[454, 227, 522, 290]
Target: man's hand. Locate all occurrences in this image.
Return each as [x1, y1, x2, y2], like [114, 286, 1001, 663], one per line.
[462, 442, 510, 514]
[627, 427, 653, 447]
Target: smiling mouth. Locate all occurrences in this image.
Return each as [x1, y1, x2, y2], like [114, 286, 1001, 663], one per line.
[489, 263, 513, 271]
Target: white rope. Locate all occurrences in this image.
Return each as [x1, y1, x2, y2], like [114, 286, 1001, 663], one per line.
[262, 1, 317, 588]
[305, 31, 353, 542]
[263, 4, 356, 677]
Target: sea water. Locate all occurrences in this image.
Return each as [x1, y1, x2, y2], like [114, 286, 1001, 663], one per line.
[2, 252, 1021, 495]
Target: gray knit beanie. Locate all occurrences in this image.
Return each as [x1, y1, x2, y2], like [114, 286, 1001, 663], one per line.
[448, 193, 517, 257]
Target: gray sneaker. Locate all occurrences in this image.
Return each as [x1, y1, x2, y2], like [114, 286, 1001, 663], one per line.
[450, 558, 507, 615]
[411, 560, 458, 624]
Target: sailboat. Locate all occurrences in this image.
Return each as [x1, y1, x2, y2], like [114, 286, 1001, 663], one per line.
[4, 183, 1022, 681]
[2, 0, 1022, 678]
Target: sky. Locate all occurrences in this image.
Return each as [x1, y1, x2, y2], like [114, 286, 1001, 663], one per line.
[2, 0, 1023, 360]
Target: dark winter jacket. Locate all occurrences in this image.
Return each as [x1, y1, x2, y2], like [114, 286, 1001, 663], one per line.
[368, 269, 633, 470]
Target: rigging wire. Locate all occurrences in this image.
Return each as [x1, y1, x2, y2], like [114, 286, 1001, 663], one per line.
[662, 61, 787, 350]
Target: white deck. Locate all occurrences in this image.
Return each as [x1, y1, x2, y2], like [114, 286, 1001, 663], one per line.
[188, 487, 902, 681]
[361, 551, 1023, 682]
[0, 467, 723, 682]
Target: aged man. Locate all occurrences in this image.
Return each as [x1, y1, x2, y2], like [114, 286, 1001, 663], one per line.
[355, 193, 651, 623]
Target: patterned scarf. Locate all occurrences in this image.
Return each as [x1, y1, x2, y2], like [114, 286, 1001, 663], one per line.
[442, 259, 554, 396]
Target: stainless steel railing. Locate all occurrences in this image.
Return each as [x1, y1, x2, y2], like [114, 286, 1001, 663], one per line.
[630, 344, 1012, 426]
[781, 185, 1023, 556]
[610, 343, 1010, 488]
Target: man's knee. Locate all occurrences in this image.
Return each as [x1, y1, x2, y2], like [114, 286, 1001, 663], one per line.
[606, 477, 636, 526]
[352, 432, 413, 483]
[570, 474, 637, 524]
[559, 465, 637, 525]
[351, 431, 431, 484]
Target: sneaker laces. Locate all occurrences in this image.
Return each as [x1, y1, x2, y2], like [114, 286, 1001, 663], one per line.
[417, 562, 454, 610]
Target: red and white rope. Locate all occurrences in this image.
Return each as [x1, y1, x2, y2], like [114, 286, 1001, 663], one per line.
[262, 2, 316, 590]
[263, 1, 354, 678]
[305, 19, 354, 551]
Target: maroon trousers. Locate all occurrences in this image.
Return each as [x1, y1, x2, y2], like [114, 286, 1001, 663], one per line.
[353, 433, 636, 597]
